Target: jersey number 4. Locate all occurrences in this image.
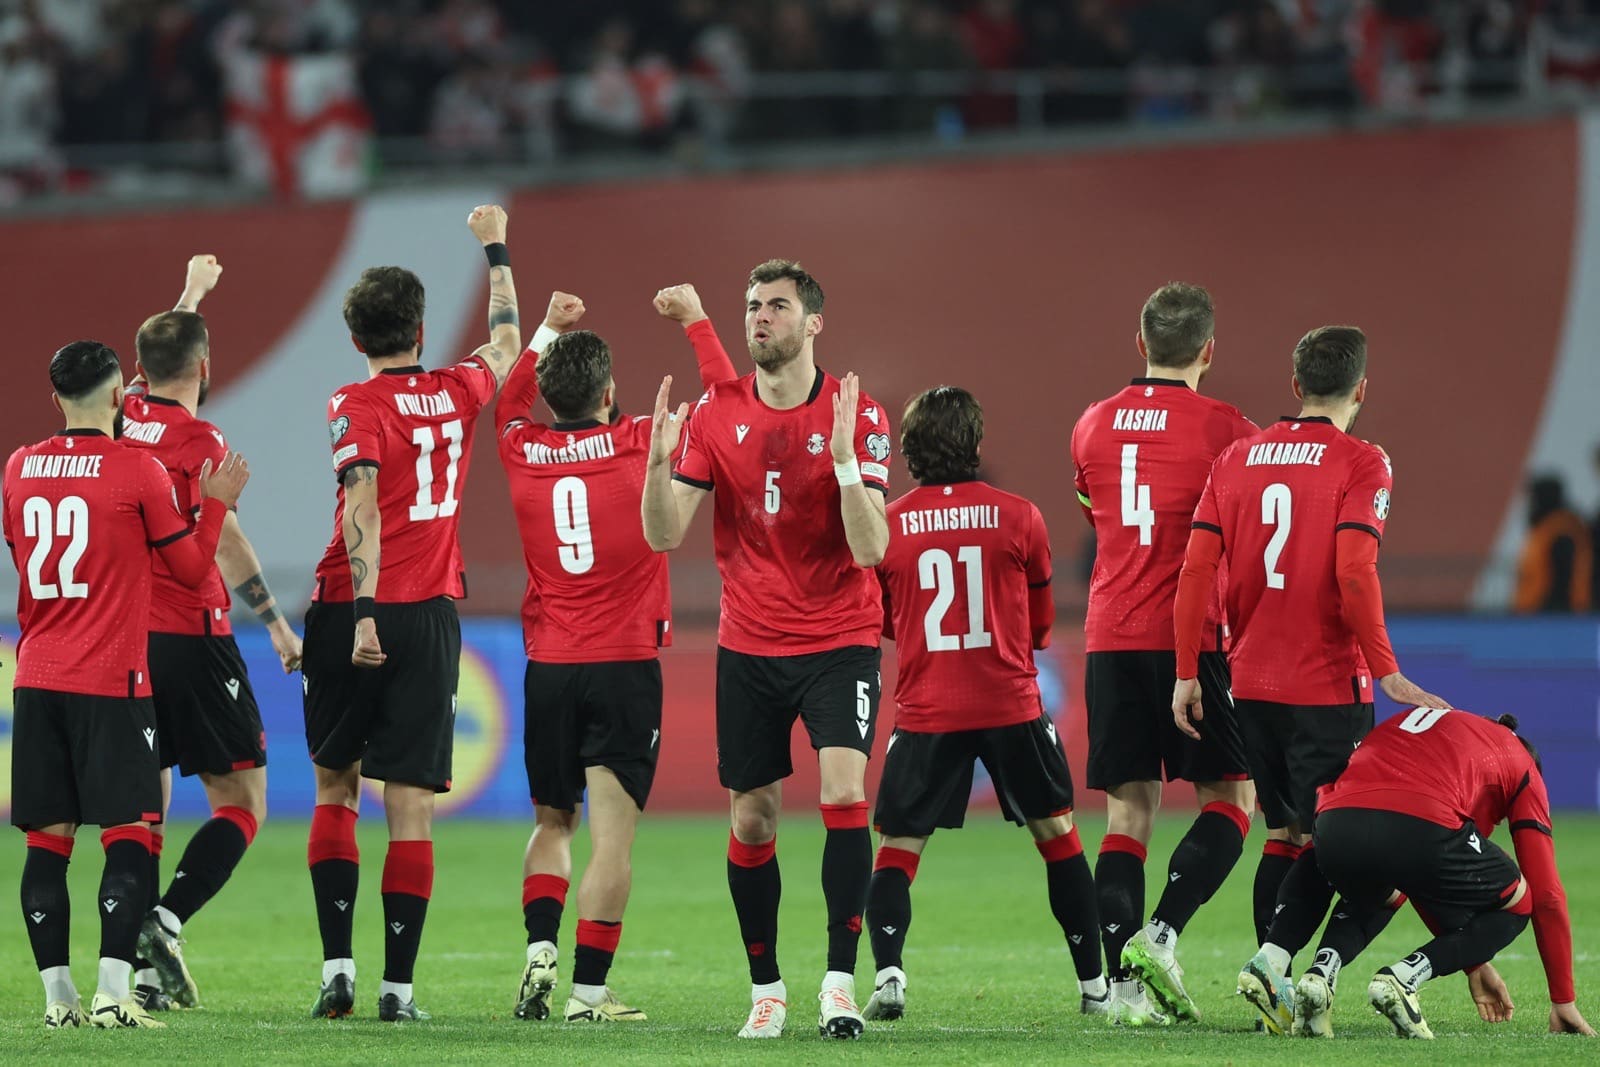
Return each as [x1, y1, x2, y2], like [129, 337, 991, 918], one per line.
[1120, 444, 1155, 545]
[409, 420, 464, 521]
[23, 495, 90, 600]
[918, 546, 992, 652]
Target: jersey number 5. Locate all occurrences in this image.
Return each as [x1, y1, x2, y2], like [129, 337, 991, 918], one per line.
[409, 420, 464, 521]
[23, 495, 90, 600]
[918, 546, 992, 652]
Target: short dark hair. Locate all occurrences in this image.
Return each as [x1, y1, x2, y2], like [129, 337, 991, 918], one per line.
[537, 331, 611, 422]
[1494, 713, 1542, 773]
[901, 385, 982, 484]
[1140, 283, 1214, 368]
[50, 340, 122, 401]
[748, 259, 824, 316]
[1293, 326, 1367, 400]
[136, 311, 208, 383]
[343, 266, 425, 357]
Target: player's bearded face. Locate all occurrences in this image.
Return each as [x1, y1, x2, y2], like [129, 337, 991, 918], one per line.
[747, 319, 804, 371]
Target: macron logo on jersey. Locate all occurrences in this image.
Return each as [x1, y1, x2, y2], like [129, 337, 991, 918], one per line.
[331, 393, 348, 411]
[735, 424, 750, 444]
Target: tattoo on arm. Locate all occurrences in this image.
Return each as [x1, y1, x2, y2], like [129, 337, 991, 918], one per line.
[232, 572, 284, 625]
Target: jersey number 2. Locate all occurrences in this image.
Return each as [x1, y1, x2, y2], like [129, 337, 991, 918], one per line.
[918, 546, 992, 652]
[23, 495, 90, 600]
[1261, 483, 1292, 589]
[552, 476, 594, 575]
[409, 420, 464, 521]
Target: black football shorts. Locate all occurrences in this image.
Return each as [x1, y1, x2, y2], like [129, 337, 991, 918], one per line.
[148, 632, 266, 777]
[524, 658, 662, 812]
[872, 714, 1076, 838]
[1315, 808, 1524, 930]
[10, 687, 163, 829]
[1236, 698, 1373, 832]
[302, 596, 461, 792]
[1085, 650, 1246, 790]
[715, 645, 881, 792]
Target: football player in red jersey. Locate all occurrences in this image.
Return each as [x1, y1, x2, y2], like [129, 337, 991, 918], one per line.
[862, 386, 1106, 1022]
[118, 255, 304, 1012]
[6, 340, 248, 1030]
[1171, 325, 1447, 1033]
[300, 205, 524, 1023]
[1070, 283, 1259, 1025]
[1296, 709, 1592, 1039]
[498, 283, 738, 1024]
[643, 260, 891, 1039]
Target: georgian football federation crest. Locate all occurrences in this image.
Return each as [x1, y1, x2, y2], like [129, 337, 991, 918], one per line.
[328, 415, 350, 444]
[865, 432, 891, 462]
[1373, 487, 1391, 521]
[807, 432, 826, 455]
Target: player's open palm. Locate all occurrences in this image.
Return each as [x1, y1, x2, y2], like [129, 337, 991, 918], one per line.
[831, 372, 860, 464]
[649, 375, 689, 465]
[1550, 1002, 1596, 1035]
[199, 452, 250, 508]
[1379, 672, 1449, 710]
[546, 291, 585, 329]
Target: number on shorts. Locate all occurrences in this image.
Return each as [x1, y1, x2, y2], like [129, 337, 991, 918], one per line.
[23, 495, 90, 600]
[552, 475, 594, 574]
[1261, 482, 1292, 590]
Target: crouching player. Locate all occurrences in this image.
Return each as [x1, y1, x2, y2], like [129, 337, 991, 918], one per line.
[1295, 707, 1593, 1039]
[862, 386, 1106, 1020]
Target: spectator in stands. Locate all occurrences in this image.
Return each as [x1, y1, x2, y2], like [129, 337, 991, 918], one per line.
[1514, 474, 1592, 614]
[889, 1, 974, 134]
[0, 13, 60, 200]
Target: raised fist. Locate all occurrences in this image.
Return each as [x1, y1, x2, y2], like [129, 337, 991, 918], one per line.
[653, 283, 707, 326]
[468, 204, 509, 245]
[546, 291, 586, 330]
[184, 254, 223, 296]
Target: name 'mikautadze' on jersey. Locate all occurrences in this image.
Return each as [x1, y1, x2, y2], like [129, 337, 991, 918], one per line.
[1192, 416, 1394, 705]
[4, 432, 196, 697]
[878, 480, 1052, 732]
[1071, 379, 1257, 653]
[674, 368, 892, 655]
[121, 391, 234, 635]
[314, 357, 498, 603]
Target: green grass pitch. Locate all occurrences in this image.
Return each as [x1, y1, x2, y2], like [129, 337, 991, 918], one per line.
[2, 812, 1596, 1064]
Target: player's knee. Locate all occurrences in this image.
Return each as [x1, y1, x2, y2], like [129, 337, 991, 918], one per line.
[730, 807, 777, 845]
[1197, 778, 1255, 812]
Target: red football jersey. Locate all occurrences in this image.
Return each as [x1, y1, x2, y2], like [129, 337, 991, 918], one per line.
[1321, 707, 1574, 1004]
[4, 432, 192, 697]
[1320, 708, 1548, 835]
[499, 415, 668, 662]
[1193, 417, 1393, 705]
[313, 358, 498, 603]
[1071, 379, 1256, 652]
[674, 368, 891, 655]
[878, 480, 1050, 732]
[121, 393, 232, 636]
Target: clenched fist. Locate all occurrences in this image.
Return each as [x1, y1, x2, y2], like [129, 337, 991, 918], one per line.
[653, 283, 708, 326]
[546, 291, 586, 330]
[468, 204, 509, 245]
[184, 254, 223, 296]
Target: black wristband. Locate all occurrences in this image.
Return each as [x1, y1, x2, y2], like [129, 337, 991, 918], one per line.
[483, 242, 511, 268]
[354, 596, 377, 621]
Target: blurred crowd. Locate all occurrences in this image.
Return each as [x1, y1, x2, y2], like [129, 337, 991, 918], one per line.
[3, 0, 1600, 192]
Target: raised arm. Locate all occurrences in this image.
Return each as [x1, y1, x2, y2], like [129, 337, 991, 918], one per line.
[495, 291, 587, 431]
[831, 372, 888, 568]
[215, 510, 303, 673]
[641, 375, 707, 552]
[465, 204, 521, 388]
[174, 254, 222, 313]
[341, 465, 385, 668]
[654, 283, 740, 388]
